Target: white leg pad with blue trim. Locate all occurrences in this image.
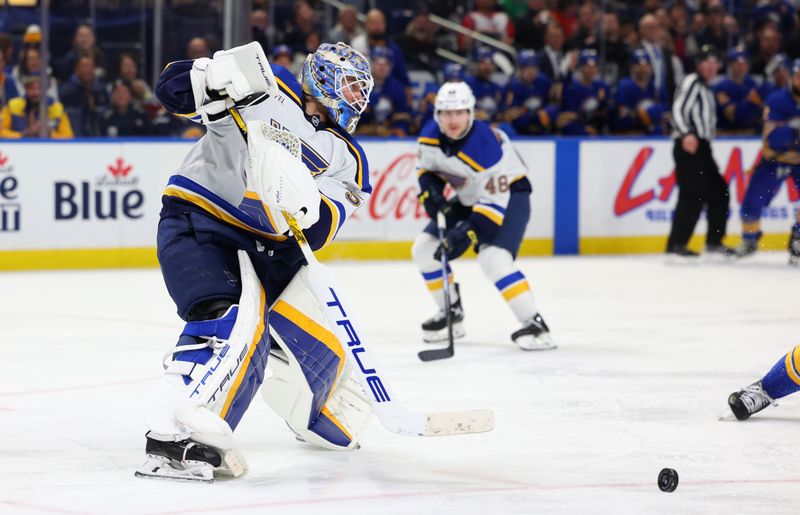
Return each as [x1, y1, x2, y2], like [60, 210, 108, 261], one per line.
[262, 267, 373, 451]
[145, 250, 266, 476]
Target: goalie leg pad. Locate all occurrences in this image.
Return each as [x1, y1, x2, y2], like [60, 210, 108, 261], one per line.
[146, 251, 270, 439]
[262, 268, 372, 450]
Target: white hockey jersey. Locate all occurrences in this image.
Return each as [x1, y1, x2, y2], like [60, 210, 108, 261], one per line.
[155, 60, 370, 250]
[416, 119, 529, 230]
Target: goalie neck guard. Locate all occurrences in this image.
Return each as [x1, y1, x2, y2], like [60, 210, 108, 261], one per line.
[302, 42, 374, 134]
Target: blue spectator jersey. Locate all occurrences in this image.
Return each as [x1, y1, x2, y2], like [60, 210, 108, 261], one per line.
[502, 75, 556, 134]
[714, 75, 762, 134]
[557, 78, 609, 135]
[613, 77, 669, 134]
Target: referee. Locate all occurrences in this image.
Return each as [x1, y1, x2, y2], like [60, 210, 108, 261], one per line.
[666, 45, 733, 258]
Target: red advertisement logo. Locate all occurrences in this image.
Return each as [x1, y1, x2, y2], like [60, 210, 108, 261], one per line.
[362, 152, 426, 221]
[613, 145, 798, 218]
[108, 157, 133, 178]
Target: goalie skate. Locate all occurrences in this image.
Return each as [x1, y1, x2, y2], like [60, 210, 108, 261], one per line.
[511, 313, 556, 351]
[135, 454, 215, 483]
[134, 433, 246, 483]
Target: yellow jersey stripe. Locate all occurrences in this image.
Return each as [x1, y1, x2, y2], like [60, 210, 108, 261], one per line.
[275, 76, 302, 106]
[320, 195, 340, 248]
[502, 281, 530, 301]
[473, 205, 504, 225]
[457, 151, 485, 172]
[325, 128, 363, 190]
[219, 285, 266, 419]
[163, 186, 287, 241]
[418, 136, 439, 146]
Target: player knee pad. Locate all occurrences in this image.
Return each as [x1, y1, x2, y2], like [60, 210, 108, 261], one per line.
[477, 245, 515, 281]
[262, 267, 373, 451]
[412, 232, 439, 271]
[146, 251, 269, 455]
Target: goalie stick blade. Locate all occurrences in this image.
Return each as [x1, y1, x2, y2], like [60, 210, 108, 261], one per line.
[424, 409, 495, 436]
[418, 346, 454, 362]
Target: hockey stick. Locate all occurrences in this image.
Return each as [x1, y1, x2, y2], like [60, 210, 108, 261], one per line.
[418, 211, 456, 361]
[227, 104, 494, 436]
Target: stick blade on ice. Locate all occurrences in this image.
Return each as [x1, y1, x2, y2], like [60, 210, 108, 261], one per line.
[424, 409, 495, 436]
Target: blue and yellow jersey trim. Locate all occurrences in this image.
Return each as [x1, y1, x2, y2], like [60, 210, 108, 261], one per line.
[418, 136, 440, 146]
[271, 63, 304, 108]
[457, 151, 485, 172]
[318, 194, 346, 248]
[495, 271, 530, 301]
[456, 121, 503, 171]
[324, 127, 370, 194]
[301, 140, 330, 175]
[163, 175, 288, 241]
[473, 202, 506, 226]
[422, 267, 454, 292]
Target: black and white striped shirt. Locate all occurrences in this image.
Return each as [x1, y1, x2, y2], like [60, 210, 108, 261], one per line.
[671, 73, 716, 141]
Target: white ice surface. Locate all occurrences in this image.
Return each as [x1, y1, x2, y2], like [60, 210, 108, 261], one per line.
[2, 254, 800, 514]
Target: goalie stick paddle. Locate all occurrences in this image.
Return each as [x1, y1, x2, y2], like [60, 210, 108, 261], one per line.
[226, 104, 494, 436]
[418, 211, 455, 362]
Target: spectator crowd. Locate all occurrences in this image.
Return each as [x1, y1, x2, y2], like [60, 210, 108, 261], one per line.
[0, 0, 798, 139]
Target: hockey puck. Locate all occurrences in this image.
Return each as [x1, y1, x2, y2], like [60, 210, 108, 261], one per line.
[658, 468, 679, 492]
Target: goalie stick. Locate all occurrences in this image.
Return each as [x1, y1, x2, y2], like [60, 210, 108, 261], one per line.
[227, 103, 494, 437]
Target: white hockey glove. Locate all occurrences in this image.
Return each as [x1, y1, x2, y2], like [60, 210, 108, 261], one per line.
[192, 42, 276, 124]
[246, 121, 321, 230]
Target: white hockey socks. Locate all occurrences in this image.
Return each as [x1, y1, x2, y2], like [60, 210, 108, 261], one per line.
[412, 232, 458, 310]
[478, 245, 538, 323]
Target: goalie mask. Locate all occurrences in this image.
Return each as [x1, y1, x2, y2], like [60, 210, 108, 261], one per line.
[302, 42, 374, 134]
[434, 81, 476, 140]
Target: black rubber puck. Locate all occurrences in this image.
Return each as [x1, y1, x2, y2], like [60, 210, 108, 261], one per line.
[658, 468, 679, 492]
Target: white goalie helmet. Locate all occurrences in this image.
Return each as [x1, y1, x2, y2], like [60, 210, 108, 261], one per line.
[434, 81, 476, 138]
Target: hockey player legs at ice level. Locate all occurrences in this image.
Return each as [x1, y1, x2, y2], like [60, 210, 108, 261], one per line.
[137, 41, 376, 482]
[412, 81, 554, 351]
[733, 58, 800, 266]
[728, 345, 800, 420]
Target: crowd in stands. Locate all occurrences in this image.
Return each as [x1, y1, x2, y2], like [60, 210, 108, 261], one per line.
[0, 0, 798, 139]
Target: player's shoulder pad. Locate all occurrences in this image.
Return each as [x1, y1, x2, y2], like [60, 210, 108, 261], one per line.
[325, 124, 371, 194]
[271, 63, 303, 107]
[458, 120, 503, 172]
[418, 119, 441, 146]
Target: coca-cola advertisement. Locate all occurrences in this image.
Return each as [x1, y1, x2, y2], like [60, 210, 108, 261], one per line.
[340, 140, 556, 242]
[580, 140, 799, 246]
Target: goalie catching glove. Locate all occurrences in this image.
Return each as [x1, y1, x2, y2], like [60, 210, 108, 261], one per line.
[246, 120, 321, 230]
